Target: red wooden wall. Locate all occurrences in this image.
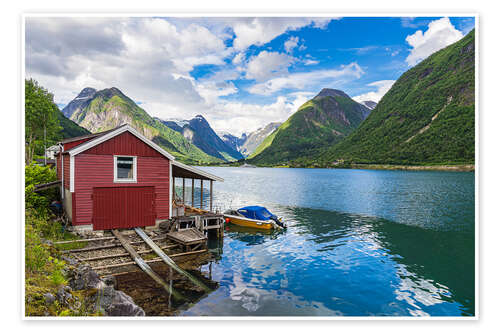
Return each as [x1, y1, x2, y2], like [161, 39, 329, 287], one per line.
[92, 187, 155, 230]
[72, 132, 170, 226]
[84, 132, 163, 157]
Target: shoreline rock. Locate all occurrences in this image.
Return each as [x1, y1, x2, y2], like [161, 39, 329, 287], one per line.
[67, 262, 145, 316]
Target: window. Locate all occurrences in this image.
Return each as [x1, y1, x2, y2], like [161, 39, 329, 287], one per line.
[114, 156, 137, 182]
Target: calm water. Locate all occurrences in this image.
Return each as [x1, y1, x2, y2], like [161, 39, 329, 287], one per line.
[126, 167, 475, 316]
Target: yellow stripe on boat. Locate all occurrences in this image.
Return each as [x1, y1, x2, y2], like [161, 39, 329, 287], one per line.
[223, 214, 274, 230]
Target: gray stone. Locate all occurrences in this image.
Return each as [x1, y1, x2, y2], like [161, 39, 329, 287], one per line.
[102, 275, 116, 287]
[44, 293, 55, 305]
[61, 255, 79, 266]
[106, 291, 145, 316]
[56, 286, 73, 305]
[95, 286, 115, 311]
[69, 265, 101, 290]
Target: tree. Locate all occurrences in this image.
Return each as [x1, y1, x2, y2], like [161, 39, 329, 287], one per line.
[25, 79, 61, 164]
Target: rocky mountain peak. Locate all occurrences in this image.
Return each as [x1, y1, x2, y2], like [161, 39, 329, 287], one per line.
[314, 88, 351, 100]
[77, 87, 97, 98]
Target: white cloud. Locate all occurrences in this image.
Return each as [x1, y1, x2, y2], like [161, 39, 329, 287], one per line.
[304, 59, 319, 66]
[196, 81, 238, 105]
[284, 36, 299, 53]
[207, 92, 313, 136]
[245, 51, 295, 82]
[405, 17, 463, 66]
[25, 17, 340, 135]
[232, 52, 245, 65]
[231, 17, 333, 50]
[353, 80, 396, 103]
[248, 62, 364, 96]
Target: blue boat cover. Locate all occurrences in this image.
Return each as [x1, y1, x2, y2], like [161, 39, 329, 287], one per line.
[237, 206, 276, 221]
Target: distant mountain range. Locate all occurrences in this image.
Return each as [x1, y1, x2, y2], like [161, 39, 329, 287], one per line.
[247, 88, 372, 165]
[156, 115, 244, 161]
[219, 122, 282, 157]
[57, 30, 474, 168]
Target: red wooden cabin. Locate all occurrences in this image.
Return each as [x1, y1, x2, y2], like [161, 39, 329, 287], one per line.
[54, 124, 223, 231]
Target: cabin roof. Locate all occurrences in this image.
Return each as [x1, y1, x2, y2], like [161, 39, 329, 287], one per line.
[59, 124, 127, 144]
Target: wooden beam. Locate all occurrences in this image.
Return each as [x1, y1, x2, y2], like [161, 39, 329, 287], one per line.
[191, 178, 195, 207]
[135, 227, 211, 292]
[34, 180, 62, 192]
[62, 236, 169, 253]
[92, 249, 208, 270]
[81, 244, 179, 261]
[210, 180, 213, 212]
[200, 179, 204, 210]
[173, 177, 176, 201]
[54, 236, 116, 244]
[182, 178, 185, 204]
[111, 229, 183, 300]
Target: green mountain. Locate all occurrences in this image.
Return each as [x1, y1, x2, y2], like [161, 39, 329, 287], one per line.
[318, 29, 475, 166]
[63, 87, 221, 164]
[248, 88, 371, 165]
[56, 109, 90, 139]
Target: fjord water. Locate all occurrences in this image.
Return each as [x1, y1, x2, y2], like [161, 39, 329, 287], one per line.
[185, 167, 475, 316]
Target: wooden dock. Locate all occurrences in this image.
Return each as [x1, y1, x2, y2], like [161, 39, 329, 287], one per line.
[112, 229, 184, 300]
[56, 226, 216, 300]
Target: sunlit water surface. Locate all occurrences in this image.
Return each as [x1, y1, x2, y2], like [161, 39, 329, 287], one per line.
[131, 167, 475, 316]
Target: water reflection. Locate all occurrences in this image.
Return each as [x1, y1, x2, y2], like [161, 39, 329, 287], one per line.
[117, 168, 474, 316]
[181, 206, 474, 316]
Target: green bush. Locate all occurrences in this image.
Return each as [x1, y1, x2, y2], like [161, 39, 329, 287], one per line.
[25, 164, 57, 213]
[25, 223, 49, 273]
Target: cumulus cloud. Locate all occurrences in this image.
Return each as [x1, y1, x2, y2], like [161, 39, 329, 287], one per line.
[284, 36, 299, 53]
[207, 92, 314, 136]
[25, 16, 339, 134]
[231, 17, 333, 50]
[405, 17, 463, 66]
[249, 62, 364, 95]
[245, 51, 295, 82]
[232, 52, 245, 65]
[353, 80, 396, 103]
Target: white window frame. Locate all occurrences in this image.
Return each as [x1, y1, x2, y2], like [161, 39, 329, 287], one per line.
[114, 155, 137, 183]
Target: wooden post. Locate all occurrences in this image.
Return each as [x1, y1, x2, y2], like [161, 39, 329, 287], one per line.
[210, 180, 213, 212]
[182, 178, 185, 204]
[200, 179, 204, 210]
[191, 178, 195, 207]
[173, 177, 176, 201]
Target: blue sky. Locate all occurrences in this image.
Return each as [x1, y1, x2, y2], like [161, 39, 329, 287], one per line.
[25, 16, 475, 135]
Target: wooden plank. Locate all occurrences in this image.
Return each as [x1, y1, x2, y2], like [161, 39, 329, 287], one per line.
[135, 228, 211, 292]
[182, 178, 185, 204]
[111, 229, 183, 300]
[34, 180, 62, 192]
[93, 249, 208, 270]
[191, 178, 194, 207]
[81, 244, 179, 261]
[200, 179, 203, 210]
[167, 228, 207, 246]
[62, 236, 168, 253]
[54, 236, 116, 245]
[210, 180, 213, 212]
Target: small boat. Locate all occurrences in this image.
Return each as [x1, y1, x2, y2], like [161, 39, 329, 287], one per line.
[223, 206, 286, 230]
